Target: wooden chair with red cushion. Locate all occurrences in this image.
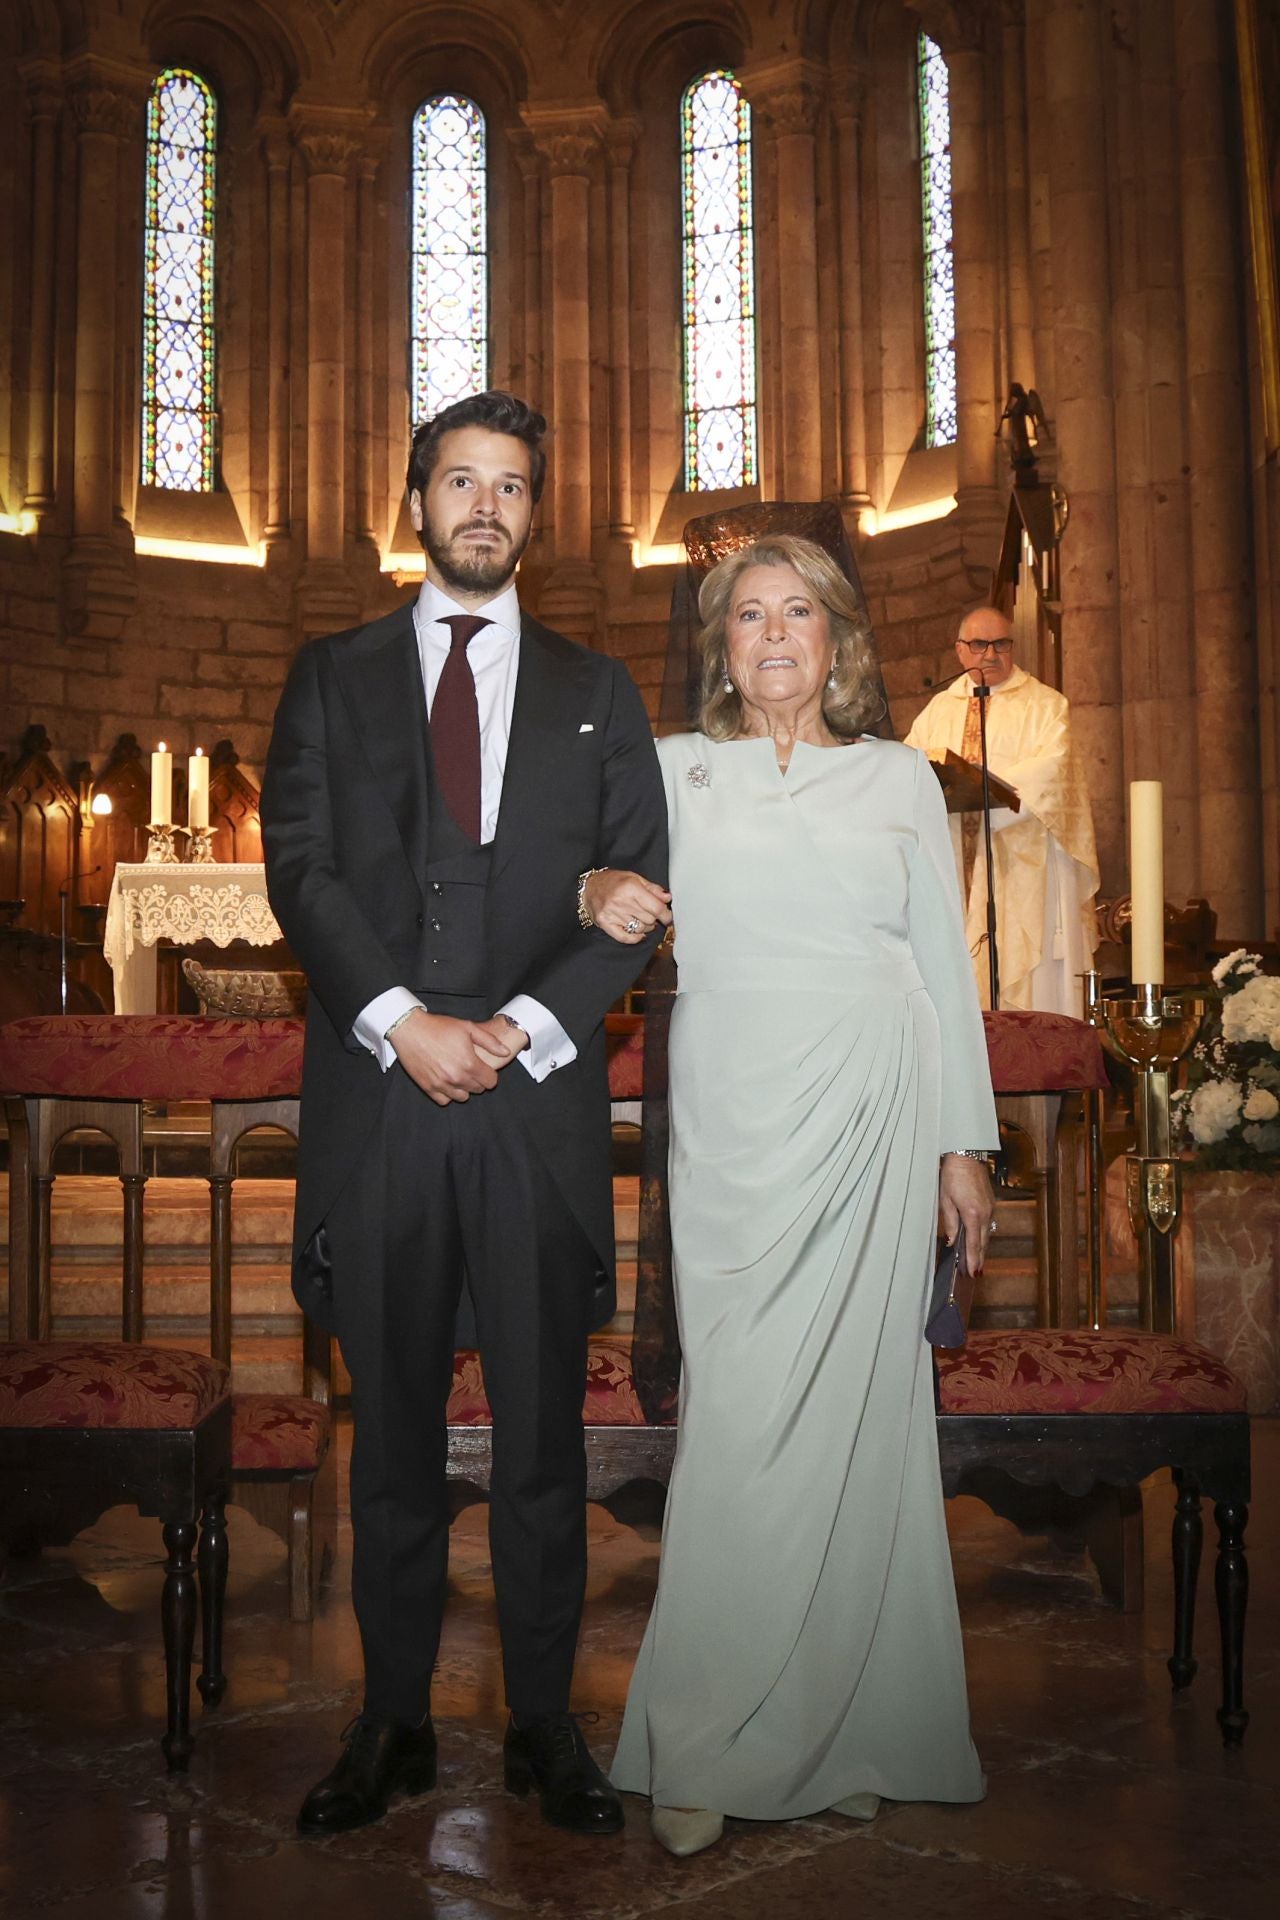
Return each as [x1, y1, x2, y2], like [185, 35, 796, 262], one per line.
[0, 1072, 230, 1769]
[0, 1016, 331, 1628]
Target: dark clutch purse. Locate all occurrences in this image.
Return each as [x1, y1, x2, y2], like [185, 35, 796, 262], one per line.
[926, 1225, 973, 1349]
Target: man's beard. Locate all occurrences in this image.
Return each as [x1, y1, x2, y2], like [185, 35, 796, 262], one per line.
[422, 517, 527, 597]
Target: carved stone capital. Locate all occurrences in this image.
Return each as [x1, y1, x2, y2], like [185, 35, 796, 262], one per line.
[67, 80, 138, 142]
[294, 125, 362, 178]
[521, 105, 607, 179]
[260, 117, 292, 175]
[739, 59, 827, 137]
[605, 115, 641, 172]
[22, 62, 62, 125]
[829, 67, 864, 127]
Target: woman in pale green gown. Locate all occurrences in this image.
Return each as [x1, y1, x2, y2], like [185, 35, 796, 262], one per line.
[584, 536, 999, 1856]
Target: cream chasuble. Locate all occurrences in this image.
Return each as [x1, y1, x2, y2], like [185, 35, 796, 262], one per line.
[905, 667, 1099, 1014]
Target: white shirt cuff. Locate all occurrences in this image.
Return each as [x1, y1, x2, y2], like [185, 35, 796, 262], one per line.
[498, 994, 577, 1083]
[352, 986, 425, 1071]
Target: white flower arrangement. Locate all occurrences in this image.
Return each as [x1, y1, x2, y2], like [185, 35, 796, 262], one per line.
[1175, 951, 1280, 1172]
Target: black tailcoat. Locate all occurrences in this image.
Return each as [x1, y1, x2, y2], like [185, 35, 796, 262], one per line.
[261, 601, 668, 1329]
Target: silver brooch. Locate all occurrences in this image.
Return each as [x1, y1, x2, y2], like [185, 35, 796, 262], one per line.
[687, 762, 711, 789]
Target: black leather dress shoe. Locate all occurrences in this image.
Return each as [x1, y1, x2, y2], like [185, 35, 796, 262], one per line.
[503, 1712, 624, 1835]
[296, 1714, 437, 1836]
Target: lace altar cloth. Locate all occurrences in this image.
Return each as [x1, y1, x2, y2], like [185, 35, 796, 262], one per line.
[104, 863, 283, 1014]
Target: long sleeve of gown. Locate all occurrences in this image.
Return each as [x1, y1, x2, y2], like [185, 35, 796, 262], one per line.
[906, 748, 1001, 1150]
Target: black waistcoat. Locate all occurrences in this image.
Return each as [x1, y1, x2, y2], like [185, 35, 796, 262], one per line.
[412, 730, 493, 998]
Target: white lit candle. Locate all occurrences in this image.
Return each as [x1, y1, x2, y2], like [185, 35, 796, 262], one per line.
[188, 747, 209, 831]
[150, 743, 173, 826]
[1129, 780, 1164, 987]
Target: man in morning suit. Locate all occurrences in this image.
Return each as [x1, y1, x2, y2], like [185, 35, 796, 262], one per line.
[262, 391, 668, 1839]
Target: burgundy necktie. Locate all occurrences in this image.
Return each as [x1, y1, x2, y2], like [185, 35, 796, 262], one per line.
[431, 614, 487, 842]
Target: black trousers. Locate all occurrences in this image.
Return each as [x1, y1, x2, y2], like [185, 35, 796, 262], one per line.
[324, 1052, 594, 1724]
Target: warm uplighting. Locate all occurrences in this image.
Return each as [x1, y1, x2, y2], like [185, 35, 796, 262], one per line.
[135, 535, 266, 566]
[381, 551, 427, 576]
[90, 791, 113, 816]
[860, 495, 958, 537]
[632, 541, 688, 570]
[0, 509, 38, 536]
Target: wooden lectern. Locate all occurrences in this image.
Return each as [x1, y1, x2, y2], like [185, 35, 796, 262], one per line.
[929, 750, 1021, 816]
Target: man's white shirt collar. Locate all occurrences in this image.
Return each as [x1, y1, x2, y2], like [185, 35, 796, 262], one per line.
[416, 575, 521, 641]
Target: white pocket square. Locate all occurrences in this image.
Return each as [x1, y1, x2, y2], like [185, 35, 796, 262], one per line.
[578, 723, 594, 733]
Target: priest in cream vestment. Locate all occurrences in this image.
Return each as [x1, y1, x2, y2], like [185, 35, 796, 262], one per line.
[905, 606, 1099, 1015]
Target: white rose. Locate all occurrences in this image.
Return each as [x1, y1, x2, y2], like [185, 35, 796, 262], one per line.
[1243, 1088, 1280, 1122]
[1271, 1026, 1280, 1053]
[1188, 1078, 1244, 1145]
[1222, 976, 1280, 1044]
[1212, 947, 1253, 985]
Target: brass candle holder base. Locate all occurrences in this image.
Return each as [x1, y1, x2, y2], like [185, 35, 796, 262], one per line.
[1097, 982, 1205, 1334]
[187, 827, 216, 864]
[145, 823, 185, 864]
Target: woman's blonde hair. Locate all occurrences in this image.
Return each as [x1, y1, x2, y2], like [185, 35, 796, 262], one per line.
[695, 534, 882, 740]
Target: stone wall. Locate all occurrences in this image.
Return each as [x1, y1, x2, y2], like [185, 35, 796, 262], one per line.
[0, 0, 1275, 936]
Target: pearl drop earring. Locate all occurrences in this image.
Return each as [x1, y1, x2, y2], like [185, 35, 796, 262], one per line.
[723, 676, 733, 693]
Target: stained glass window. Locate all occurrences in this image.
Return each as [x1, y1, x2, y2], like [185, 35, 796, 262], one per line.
[141, 68, 217, 491]
[682, 71, 757, 491]
[918, 34, 957, 448]
[411, 95, 488, 423]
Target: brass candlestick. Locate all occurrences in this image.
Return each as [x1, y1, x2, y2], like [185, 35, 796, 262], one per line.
[144, 823, 184, 864]
[1080, 969, 1107, 1330]
[1097, 983, 1204, 1334]
[187, 826, 216, 864]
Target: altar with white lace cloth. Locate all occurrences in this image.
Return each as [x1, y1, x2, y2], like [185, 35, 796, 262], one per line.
[103, 862, 283, 1014]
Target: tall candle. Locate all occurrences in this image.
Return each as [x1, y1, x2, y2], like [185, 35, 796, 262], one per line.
[150, 743, 172, 826]
[1129, 780, 1165, 987]
[188, 747, 209, 831]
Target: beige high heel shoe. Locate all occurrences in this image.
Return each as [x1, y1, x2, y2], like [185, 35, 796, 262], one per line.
[650, 1805, 725, 1856]
[829, 1791, 881, 1821]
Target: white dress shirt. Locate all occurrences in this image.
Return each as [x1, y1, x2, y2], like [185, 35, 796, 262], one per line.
[351, 577, 577, 1083]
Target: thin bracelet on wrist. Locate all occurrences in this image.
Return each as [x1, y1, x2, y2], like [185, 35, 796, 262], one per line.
[577, 867, 608, 930]
[944, 1148, 992, 1161]
[384, 1006, 423, 1041]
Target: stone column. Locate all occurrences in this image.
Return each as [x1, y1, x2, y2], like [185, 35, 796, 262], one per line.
[524, 107, 605, 643]
[64, 65, 138, 628]
[1000, 5, 1036, 392]
[293, 115, 362, 630]
[511, 132, 544, 411]
[743, 60, 825, 502]
[831, 70, 871, 523]
[1024, 0, 1056, 410]
[945, 27, 1003, 528]
[21, 67, 61, 519]
[606, 118, 638, 551]
[1174, 0, 1263, 938]
[1043, 0, 1125, 891]
[354, 146, 381, 553]
[261, 124, 291, 545]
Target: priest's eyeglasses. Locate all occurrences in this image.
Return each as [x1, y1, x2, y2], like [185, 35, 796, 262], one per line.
[958, 637, 1014, 654]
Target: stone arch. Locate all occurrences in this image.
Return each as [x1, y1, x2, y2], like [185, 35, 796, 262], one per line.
[140, 0, 304, 117]
[360, 6, 529, 120]
[593, 0, 751, 119]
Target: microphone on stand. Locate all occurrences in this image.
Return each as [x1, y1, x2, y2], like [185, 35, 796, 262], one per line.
[921, 664, 973, 691]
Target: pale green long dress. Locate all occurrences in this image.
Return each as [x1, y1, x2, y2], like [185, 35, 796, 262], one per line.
[610, 733, 999, 1820]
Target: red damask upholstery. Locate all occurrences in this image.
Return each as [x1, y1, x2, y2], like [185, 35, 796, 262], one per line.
[448, 1342, 658, 1427]
[0, 1016, 304, 1102]
[231, 1393, 331, 1472]
[937, 1329, 1247, 1417]
[0, 1343, 229, 1429]
[606, 1027, 644, 1100]
[983, 1009, 1109, 1094]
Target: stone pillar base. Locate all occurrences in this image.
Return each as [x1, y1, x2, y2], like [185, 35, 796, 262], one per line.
[538, 559, 604, 649]
[62, 538, 136, 640]
[1184, 1168, 1280, 1412]
[294, 563, 362, 642]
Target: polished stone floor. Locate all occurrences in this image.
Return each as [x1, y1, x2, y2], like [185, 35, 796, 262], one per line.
[1, 1420, 1275, 1920]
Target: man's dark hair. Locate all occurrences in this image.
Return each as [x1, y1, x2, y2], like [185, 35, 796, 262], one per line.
[406, 390, 547, 504]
